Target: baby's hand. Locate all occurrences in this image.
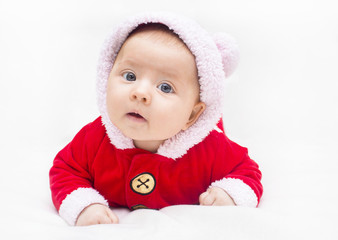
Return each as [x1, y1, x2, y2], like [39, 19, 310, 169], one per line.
[76, 203, 119, 226]
[199, 187, 235, 206]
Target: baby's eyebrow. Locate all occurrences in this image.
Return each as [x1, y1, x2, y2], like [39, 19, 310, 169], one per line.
[117, 59, 179, 77]
[116, 59, 139, 68]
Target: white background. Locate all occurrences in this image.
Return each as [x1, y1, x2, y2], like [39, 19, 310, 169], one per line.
[0, 0, 337, 239]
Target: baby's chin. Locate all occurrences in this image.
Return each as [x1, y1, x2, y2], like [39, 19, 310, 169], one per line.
[120, 129, 171, 143]
[131, 139, 167, 153]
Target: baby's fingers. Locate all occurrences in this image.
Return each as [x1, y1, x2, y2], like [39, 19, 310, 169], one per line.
[199, 190, 215, 206]
[207, 187, 236, 206]
[98, 214, 115, 224]
[106, 208, 119, 224]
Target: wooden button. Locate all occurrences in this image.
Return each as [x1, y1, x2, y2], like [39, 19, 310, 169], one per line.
[130, 172, 156, 195]
[131, 204, 149, 210]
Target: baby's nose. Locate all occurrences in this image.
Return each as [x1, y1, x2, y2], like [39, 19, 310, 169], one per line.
[130, 87, 151, 105]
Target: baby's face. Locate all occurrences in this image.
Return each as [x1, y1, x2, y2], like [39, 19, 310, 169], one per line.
[106, 30, 205, 152]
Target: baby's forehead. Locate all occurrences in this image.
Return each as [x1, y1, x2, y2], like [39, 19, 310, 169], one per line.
[126, 23, 189, 51]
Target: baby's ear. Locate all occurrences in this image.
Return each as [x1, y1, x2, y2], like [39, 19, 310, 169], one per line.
[183, 102, 206, 130]
[212, 33, 240, 77]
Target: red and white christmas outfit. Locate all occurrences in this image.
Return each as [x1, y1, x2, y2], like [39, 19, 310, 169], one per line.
[49, 12, 263, 225]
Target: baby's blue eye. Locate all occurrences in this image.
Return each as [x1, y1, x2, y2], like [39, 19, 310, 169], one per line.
[158, 83, 173, 93]
[123, 72, 136, 81]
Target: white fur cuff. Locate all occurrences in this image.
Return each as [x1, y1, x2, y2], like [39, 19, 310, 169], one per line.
[59, 188, 108, 226]
[211, 178, 258, 207]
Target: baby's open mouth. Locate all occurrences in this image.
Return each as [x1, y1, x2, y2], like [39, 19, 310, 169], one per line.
[127, 112, 146, 120]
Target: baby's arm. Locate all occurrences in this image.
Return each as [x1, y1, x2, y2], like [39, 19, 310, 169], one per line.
[76, 204, 119, 226]
[199, 132, 263, 207]
[199, 187, 235, 206]
[50, 120, 117, 226]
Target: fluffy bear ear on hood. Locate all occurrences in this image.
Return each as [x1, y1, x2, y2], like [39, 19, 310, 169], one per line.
[212, 32, 240, 78]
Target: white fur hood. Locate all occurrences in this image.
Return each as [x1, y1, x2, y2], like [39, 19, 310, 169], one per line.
[96, 12, 239, 159]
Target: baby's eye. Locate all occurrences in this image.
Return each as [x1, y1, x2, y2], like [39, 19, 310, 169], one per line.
[123, 72, 136, 81]
[158, 83, 174, 93]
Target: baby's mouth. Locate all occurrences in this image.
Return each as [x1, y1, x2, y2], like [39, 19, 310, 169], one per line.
[127, 112, 146, 121]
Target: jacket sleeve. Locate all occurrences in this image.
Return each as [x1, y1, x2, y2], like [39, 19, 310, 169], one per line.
[209, 132, 263, 207]
[49, 121, 108, 225]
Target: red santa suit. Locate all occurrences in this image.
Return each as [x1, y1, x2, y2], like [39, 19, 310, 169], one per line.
[49, 12, 263, 225]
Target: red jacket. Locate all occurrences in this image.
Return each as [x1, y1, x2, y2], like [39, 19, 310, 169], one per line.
[50, 13, 263, 226]
[50, 117, 262, 225]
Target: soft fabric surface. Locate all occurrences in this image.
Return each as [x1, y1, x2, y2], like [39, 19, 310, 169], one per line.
[1, 0, 337, 239]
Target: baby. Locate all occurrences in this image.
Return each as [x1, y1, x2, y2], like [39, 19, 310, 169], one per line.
[49, 12, 263, 226]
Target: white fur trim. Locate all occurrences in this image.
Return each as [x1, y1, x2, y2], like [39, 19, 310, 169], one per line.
[97, 12, 239, 159]
[59, 188, 108, 226]
[211, 178, 258, 207]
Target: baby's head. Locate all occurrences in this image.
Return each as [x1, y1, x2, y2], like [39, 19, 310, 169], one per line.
[106, 24, 206, 152]
[97, 12, 239, 159]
